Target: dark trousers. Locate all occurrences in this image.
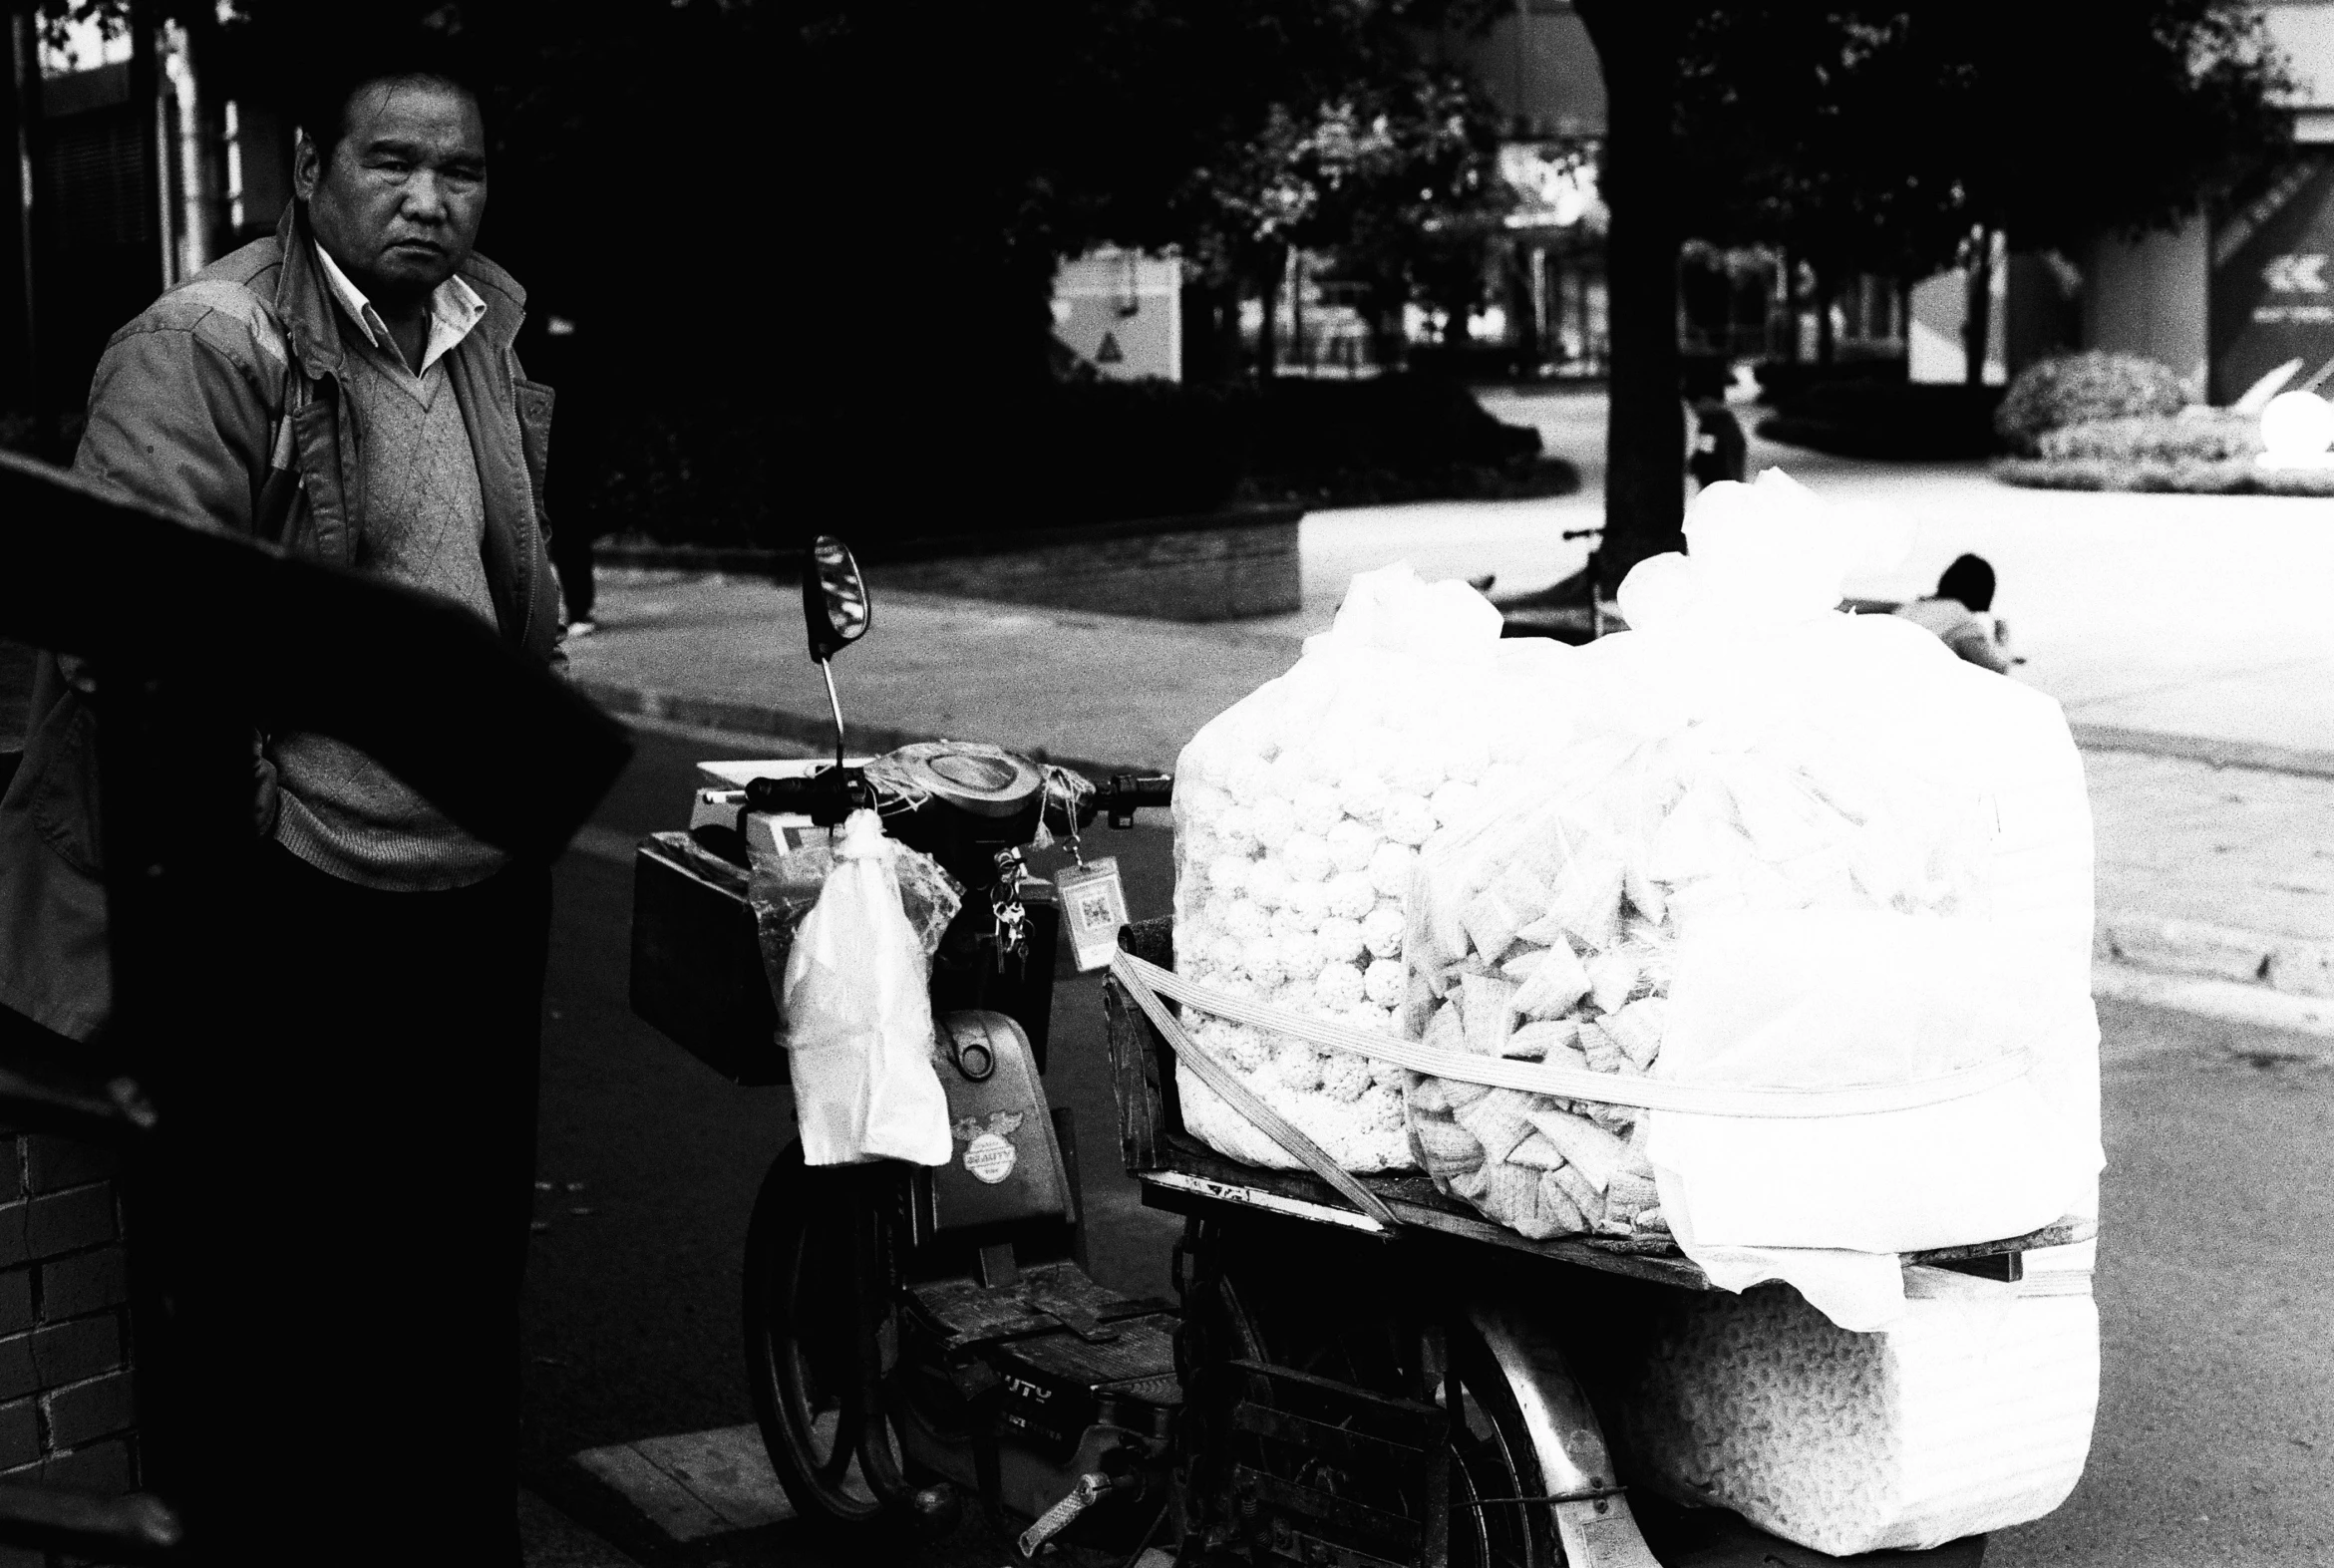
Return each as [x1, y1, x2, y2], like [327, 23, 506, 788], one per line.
[549, 527, 595, 624]
[174, 843, 550, 1564]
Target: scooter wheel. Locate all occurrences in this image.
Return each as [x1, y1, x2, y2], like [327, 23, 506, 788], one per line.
[742, 1141, 914, 1532]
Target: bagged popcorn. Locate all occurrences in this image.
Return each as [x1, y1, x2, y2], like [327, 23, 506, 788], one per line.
[1171, 563, 1576, 1172]
[1404, 472, 2099, 1317]
[1621, 1270, 2100, 1555]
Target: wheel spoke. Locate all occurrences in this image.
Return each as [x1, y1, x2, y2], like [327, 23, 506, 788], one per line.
[817, 1400, 866, 1484]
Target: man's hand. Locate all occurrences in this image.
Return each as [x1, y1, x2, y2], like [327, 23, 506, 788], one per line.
[253, 733, 280, 837]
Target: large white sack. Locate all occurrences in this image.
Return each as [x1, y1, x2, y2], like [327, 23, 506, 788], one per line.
[1171, 562, 1576, 1171]
[1621, 1269, 2100, 1555]
[1399, 471, 2099, 1322]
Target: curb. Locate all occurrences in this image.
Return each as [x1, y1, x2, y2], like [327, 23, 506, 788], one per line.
[2096, 911, 2334, 1000]
[2091, 962, 2334, 1042]
[2069, 722, 2334, 780]
[573, 679, 1142, 784]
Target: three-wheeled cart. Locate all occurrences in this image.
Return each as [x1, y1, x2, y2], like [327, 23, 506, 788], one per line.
[1102, 917, 2091, 1568]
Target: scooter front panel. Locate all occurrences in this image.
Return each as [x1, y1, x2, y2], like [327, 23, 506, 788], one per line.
[921, 1011, 1074, 1234]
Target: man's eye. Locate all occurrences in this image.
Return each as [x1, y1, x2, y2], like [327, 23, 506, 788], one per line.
[370, 159, 412, 174]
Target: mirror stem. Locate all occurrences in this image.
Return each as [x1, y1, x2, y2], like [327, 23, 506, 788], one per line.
[820, 657, 846, 773]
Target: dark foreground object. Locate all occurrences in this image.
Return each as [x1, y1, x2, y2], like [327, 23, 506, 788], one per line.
[0, 450, 629, 1562]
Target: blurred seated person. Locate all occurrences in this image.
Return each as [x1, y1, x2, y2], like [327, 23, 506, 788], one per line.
[1893, 554, 2021, 673]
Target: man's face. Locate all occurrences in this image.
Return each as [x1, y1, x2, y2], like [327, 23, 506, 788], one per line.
[295, 76, 487, 308]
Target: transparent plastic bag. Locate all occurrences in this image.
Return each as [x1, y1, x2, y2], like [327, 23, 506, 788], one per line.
[1404, 473, 2098, 1321]
[1169, 562, 1578, 1172]
[773, 810, 963, 1166]
[748, 828, 962, 1030]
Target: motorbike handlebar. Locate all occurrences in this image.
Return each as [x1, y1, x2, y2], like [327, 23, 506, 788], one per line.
[743, 768, 866, 826]
[1084, 772, 1173, 830]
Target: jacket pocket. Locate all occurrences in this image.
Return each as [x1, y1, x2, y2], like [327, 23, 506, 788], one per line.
[20, 694, 105, 878]
[515, 379, 555, 518]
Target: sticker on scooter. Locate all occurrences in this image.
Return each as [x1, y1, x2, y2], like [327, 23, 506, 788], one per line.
[953, 1110, 1024, 1184]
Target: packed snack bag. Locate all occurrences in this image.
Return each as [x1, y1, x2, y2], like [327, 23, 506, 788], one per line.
[1402, 693, 1998, 1241]
[1621, 1270, 2100, 1554]
[1402, 472, 2100, 1327]
[1170, 563, 1576, 1171]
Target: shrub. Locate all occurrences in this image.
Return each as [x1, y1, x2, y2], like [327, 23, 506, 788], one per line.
[2033, 411, 2257, 465]
[1993, 352, 2187, 454]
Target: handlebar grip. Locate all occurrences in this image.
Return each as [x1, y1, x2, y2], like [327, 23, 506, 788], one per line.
[742, 775, 820, 812]
[1117, 773, 1172, 808]
[1097, 772, 1172, 828]
[743, 769, 862, 825]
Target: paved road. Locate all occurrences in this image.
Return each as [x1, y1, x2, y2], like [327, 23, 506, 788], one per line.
[522, 723, 2333, 1566]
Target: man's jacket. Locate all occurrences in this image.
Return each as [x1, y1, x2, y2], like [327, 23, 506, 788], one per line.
[0, 200, 563, 1042]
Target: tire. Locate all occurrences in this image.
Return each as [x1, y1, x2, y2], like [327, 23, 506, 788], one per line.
[742, 1142, 912, 1532]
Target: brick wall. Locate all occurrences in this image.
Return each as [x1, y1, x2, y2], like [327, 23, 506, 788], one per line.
[0, 1128, 136, 1564]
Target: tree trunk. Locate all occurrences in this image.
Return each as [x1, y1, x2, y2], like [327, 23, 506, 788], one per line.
[1256, 261, 1279, 382]
[1287, 246, 1305, 377]
[1816, 263, 1835, 366]
[1963, 227, 1995, 387]
[1575, 0, 1686, 597]
[1507, 239, 1540, 374]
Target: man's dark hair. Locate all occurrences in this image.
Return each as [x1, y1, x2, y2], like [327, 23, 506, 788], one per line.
[293, 21, 489, 168]
[1936, 553, 1996, 613]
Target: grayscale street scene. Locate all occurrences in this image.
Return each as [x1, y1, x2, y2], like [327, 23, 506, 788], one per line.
[0, 4, 2327, 1567]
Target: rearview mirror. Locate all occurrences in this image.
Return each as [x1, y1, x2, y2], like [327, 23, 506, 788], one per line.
[802, 535, 870, 663]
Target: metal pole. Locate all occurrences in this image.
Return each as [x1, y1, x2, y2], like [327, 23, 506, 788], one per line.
[820, 657, 845, 772]
[128, 0, 167, 292]
[8, 3, 47, 451]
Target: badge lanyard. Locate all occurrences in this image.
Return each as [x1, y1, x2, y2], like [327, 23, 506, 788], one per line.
[1050, 785, 1130, 973]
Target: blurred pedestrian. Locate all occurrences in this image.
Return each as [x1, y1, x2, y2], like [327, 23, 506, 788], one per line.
[1688, 398, 1748, 491]
[0, 21, 556, 1563]
[1894, 554, 2021, 673]
[530, 315, 597, 635]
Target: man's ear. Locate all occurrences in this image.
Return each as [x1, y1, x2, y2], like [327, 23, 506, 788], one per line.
[292, 129, 319, 201]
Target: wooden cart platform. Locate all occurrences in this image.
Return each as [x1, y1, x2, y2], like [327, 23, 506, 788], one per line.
[1103, 918, 2091, 1291]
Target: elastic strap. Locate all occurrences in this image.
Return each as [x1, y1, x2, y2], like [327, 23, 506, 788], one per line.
[1113, 952, 2033, 1121]
[1114, 954, 1397, 1232]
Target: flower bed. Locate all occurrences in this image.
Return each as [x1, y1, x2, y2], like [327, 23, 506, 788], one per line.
[1992, 409, 2334, 494]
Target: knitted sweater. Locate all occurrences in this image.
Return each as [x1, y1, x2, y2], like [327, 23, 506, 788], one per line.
[272, 328, 509, 890]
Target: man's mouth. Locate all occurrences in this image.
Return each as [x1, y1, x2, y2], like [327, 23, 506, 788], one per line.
[388, 240, 444, 257]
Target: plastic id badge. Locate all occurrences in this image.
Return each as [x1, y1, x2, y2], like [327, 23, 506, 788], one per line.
[1054, 857, 1131, 972]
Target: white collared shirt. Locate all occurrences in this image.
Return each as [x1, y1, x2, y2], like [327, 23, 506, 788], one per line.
[313, 241, 487, 377]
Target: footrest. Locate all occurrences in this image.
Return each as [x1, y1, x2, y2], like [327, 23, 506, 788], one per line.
[908, 1259, 1174, 1351]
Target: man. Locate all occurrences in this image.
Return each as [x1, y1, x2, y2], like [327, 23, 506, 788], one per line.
[0, 27, 558, 1562]
[1893, 553, 2022, 674]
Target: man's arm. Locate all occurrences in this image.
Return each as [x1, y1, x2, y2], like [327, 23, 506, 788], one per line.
[71, 305, 284, 829]
[74, 306, 279, 538]
[1944, 623, 2015, 674]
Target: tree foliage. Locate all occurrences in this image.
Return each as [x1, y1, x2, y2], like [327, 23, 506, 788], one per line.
[1674, 1, 2294, 283]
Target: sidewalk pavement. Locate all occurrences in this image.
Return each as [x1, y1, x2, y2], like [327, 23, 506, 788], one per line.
[567, 394, 2334, 1036]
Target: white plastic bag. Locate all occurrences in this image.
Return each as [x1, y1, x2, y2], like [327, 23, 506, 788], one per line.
[1170, 562, 1578, 1172]
[781, 809, 953, 1166]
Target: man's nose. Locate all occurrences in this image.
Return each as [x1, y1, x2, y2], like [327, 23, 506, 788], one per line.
[402, 171, 452, 222]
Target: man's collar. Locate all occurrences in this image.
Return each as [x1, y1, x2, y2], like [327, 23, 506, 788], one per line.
[311, 240, 488, 376]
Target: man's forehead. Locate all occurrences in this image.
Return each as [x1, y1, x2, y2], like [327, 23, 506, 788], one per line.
[345, 76, 484, 142]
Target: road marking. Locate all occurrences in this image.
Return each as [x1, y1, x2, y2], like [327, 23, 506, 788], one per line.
[572, 1424, 794, 1541]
